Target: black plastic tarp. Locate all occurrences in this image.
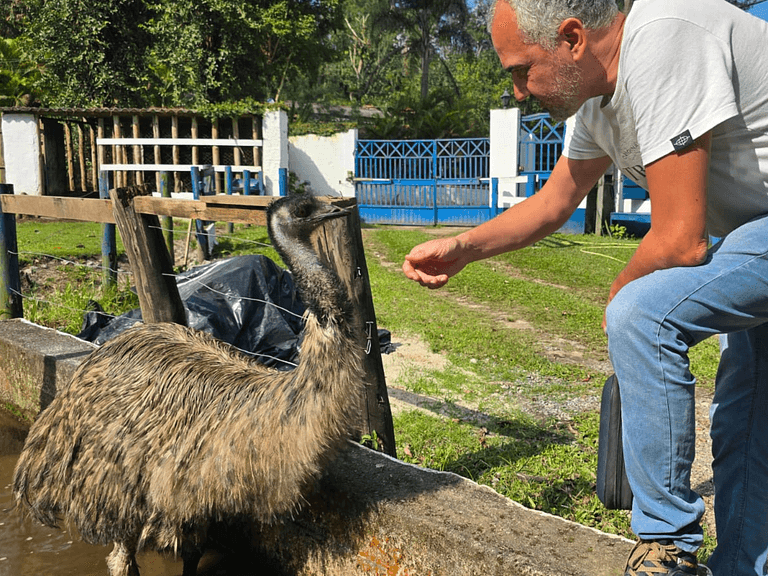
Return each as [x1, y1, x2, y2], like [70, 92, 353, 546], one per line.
[78, 255, 392, 370]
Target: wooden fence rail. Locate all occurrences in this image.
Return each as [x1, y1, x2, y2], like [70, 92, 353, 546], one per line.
[0, 185, 396, 456]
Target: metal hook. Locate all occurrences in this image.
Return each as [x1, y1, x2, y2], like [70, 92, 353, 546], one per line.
[365, 321, 374, 355]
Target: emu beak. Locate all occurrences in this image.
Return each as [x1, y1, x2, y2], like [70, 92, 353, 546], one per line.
[313, 203, 350, 223]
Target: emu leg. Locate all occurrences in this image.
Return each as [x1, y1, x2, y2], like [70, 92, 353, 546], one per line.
[106, 541, 140, 576]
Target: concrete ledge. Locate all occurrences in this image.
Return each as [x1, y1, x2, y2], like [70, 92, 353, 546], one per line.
[0, 318, 633, 575]
[0, 319, 96, 417]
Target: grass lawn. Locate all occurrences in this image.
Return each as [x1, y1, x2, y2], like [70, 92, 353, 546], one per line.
[7, 216, 721, 558]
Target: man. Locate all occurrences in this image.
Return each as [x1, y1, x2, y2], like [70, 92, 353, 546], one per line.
[402, 0, 768, 574]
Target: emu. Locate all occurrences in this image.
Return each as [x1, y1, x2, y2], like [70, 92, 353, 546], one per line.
[12, 195, 364, 576]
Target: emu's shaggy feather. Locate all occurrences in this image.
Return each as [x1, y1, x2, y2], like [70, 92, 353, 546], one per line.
[12, 195, 364, 576]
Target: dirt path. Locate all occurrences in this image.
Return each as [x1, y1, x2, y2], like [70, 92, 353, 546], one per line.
[369, 229, 716, 539]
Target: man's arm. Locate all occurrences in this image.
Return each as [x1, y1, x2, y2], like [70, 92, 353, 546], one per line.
[607, 132, 711, 304]
[402, 154, 612, 288]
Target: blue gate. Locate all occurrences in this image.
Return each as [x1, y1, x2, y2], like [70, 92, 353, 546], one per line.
[518, 113, 565, 196]
[354, 138, 498, 226]
[354, 115, 571, 228]
[517, 113, 584, 233]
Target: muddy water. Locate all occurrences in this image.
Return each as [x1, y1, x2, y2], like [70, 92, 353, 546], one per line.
[0, 410, 269, 576]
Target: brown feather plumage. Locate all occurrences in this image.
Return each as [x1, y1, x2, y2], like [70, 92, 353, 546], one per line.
[12, 195, 364, 576]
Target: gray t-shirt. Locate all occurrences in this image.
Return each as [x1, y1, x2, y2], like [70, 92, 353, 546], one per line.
[564, 0, 768, 237]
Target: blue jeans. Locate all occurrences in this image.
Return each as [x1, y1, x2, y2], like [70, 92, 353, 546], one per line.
[605, 214, 768, 575]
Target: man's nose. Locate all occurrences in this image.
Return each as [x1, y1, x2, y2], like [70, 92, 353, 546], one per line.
[513, 82, 529, 101]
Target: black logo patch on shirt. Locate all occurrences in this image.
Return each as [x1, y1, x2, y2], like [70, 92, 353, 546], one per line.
[671, 130, 694, 151]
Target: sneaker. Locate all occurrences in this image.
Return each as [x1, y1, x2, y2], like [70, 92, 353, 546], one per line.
[624, 540, 712, 576]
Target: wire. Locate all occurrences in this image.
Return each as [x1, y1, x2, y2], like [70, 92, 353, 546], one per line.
[161, 272, 305, 321]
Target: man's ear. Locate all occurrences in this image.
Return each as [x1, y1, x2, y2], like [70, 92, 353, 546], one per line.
[558, 18, 587, 58]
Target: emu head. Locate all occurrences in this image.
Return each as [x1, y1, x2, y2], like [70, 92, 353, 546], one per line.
[266, 195, 348, 246]
[266, 195, 352, 328]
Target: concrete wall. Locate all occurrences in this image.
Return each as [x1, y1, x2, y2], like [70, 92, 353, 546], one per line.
[286, 111, 537, 207]
[0, 319, 95, 417]
[0, 114, 43, 196]
[289, 129, 357, 198]
[0, 317, 634, 574]
[490, 107, 528, 208]
[262, 109, 290, 196]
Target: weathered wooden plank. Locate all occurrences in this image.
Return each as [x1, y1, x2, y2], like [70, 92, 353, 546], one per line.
[309, 203, 396, 457]
[0, 193, 352, 225]
[0, 195, 116, 223]
[131, 197, 268, 225]
[110, 185, 187, 325]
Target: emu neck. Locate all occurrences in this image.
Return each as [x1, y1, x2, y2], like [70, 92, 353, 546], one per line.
[271, 228, 348, 329]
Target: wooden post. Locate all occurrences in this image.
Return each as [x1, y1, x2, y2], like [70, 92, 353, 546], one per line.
[89, 123, 98, 193]
[152, 115, 162, 194]
[78, 123, 87, 193]
[99, 172, 118, 287]
[97, 118, 106, 176]
[232, 117, 241, 167]
[252, 116, 261, 169]
[132, 115, 143, 186]
[110, 184, 187, 325]
[191, 117, 199, 167]
[159, 172, 174, 266]
[596, 176, 606, 236]
[212, 119, 221, 194]
[0, 184, 22, 319]
[172, 115, 180, 192]
[112, 116, 123, 188]
[63, 122, 76, 193]
[310, 202, 396, 457]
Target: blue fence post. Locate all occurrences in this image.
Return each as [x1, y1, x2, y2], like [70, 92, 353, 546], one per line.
[491, 177, 500, 217]
[225, 166, 234, 234]
[98, 171, 117, 287]
[0, 183, 22, 319]
[525, 174, 537, 197]
[159, 171, 174, 266]
[225, 166, 234, 196]
[278, 168, 288, 196]
[190, 166, 209, 259]
[431, 141, 438, 226]
[243, 170, 251, 196]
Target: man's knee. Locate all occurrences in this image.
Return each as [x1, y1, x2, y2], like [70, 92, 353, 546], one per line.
[605, 286, 641, 342]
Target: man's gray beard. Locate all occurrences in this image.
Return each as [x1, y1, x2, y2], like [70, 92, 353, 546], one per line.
[543, 60, 583, 123]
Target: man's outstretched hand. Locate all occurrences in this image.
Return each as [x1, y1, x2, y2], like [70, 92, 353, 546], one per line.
[402, 237, 470, 289]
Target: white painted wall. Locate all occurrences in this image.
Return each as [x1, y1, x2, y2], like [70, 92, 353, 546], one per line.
[490, 108, 528, 207]
[288, 129, 357, 198]
[1, 114, 43, 195]
[262, 109, 289, 196]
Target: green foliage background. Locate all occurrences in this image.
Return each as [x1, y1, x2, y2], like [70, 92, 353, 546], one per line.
[0, 0, 762, 135]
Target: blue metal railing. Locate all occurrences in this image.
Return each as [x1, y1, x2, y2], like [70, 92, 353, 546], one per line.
[355, 138, 490, 181]
[519, 113, 566, 196]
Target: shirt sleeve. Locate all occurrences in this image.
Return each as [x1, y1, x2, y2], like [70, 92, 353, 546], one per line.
[623, 17, 739, 165]
[563, 99, 609, 160]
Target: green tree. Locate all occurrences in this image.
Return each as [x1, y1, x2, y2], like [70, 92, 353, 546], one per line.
[375, 0, 471, 101]
[0, 37, 41, 106]
[15, 0, 343, 108]
[143, 0, 343, 106]
[1, 0, 30, 39]
[21, 0, 153, 106]
[321, 0, 403, 103]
